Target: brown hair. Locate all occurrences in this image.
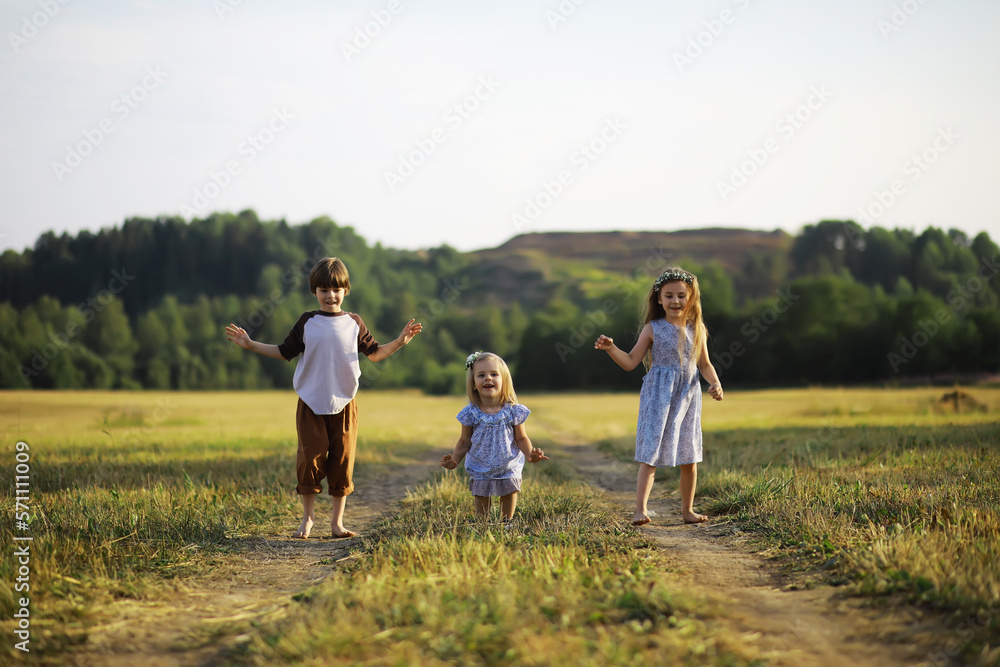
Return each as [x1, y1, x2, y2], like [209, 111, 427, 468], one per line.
[466, 352, 518, 408]
[640, 267, 707, 370]
[309, 257, 351, 294]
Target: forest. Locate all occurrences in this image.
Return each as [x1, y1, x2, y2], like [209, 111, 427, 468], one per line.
[1, 210, 997, 392]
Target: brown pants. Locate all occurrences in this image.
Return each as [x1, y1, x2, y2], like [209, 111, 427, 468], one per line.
[295, 398, 357, 496]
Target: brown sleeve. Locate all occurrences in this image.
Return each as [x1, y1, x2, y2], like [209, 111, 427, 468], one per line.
[348, 312, 380, 357]
[277, 312, 312, 361]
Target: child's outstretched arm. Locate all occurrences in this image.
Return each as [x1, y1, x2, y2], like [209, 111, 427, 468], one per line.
[513, 424, 548, 463]
[594, 323, 653, 372]
[697, 340, 724, 401]
[225, 324, 286, 360]
[369, 319, 423, 362]
[441, 425, 474, 469]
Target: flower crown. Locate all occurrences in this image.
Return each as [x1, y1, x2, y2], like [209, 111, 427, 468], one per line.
[465, 351, 483, 370]
[653, 270, 694, 291]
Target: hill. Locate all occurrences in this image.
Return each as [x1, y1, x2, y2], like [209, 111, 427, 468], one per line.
[453, 228, 793, 312]
[473, 228, 792, 275]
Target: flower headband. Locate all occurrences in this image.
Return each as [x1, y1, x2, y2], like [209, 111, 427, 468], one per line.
[465, 351, 483, 370]
[653, 270, 694, 291]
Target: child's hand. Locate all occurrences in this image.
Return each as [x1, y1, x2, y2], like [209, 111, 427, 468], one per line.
[594, 334, 614, 351]
[440, 454, 458, 469]
[398, 319, 423, 345]
[527, 448, 549, 463]
[225, 324, 253, 350]
[707, 382, 723, 401]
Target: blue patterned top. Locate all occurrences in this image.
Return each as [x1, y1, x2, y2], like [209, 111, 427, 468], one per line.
[457, 403, 531, 481]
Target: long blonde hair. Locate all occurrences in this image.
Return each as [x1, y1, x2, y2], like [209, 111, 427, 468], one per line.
[466, 352, 518, 407]
[639, 268, 707, 370]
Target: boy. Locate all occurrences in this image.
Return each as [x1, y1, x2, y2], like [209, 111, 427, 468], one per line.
[225, 257, 422, 538]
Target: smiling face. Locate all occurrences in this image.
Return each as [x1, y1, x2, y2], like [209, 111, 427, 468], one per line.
[315, 286, 347, 313]
[472, 357, 503, 405]
[657, 281, 689, 322]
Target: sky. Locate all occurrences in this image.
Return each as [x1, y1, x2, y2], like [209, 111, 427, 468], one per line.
[1, 0, 999, 255]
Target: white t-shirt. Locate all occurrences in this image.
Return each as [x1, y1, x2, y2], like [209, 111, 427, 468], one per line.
[278, 310, 380, 415]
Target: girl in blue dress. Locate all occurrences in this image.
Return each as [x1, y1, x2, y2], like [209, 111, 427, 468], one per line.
[594, 268, 724, 526]
[441, 351, 548, 520]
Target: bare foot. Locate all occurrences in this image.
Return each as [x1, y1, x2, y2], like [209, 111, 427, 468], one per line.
[682, 512, 708, 524]
[330, 530, 357, 539]
[292, 516, 314, 539]
[632, 514, 651, 526]
[331, 521, 356, 539]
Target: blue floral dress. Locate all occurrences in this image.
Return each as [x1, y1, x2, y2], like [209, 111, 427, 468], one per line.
[634, 319, 703, 467]
[457, 402, 531, 497]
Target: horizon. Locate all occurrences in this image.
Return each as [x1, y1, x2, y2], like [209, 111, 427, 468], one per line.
[10, 214, 993, 258]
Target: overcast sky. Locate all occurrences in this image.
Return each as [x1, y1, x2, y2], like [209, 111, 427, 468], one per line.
[1, 0, 998, 255]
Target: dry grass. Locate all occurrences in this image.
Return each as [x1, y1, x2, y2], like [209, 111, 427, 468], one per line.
[0, 389, 463, 454]
[698, 424, 1000, 605]
[0, 390, 463, 659]
[1, 387, 998, 664]
[602, 417, 1000, 662]
[232, 473, 765, 666]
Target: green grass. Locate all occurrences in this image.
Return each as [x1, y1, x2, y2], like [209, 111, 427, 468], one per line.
[0, 390, 461, 659]
[1, 440, 298, 655]
[602, 421, 1000, 661]
[230, 471, 765, 666]
[2, 387, 998, 664]
[707, 423, 1000, 609]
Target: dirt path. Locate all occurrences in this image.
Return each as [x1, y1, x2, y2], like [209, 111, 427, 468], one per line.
[564, 440, 935, 667]
[75, 449, 443, 667]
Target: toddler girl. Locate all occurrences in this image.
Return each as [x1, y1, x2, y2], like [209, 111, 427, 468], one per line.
[440, 351, 548, 520]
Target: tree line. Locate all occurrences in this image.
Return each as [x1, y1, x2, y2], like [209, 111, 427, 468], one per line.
[1, 213, 997, 391]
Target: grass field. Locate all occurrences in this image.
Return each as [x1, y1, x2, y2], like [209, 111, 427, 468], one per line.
[1, 387, 998, 664]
